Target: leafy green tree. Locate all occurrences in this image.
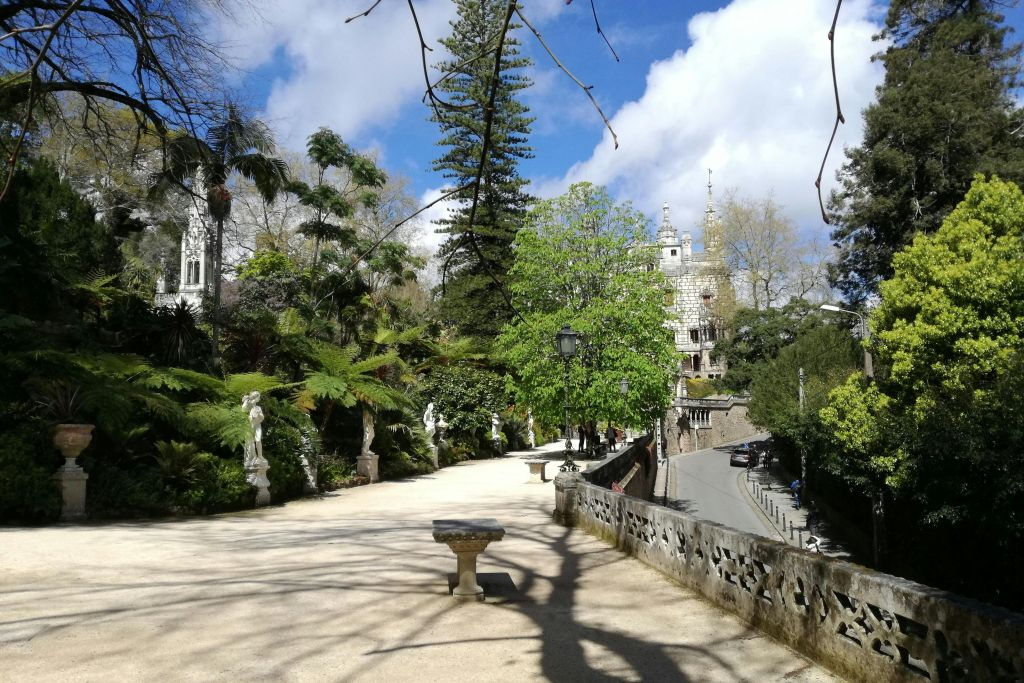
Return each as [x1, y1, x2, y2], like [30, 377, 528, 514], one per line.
[747, 325, 860, 450]
[432, 0, 533, 337]
[287, 127, 386, 275]
[151, 105, 288, 360]
[822, 177, 1024, 605]
[498, 183, 676, 433]
[715, 300, 830, 392]
[828, 0, 1024, 302]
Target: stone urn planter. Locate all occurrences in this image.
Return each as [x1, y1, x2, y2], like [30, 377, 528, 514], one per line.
[53, 423, 94, 520]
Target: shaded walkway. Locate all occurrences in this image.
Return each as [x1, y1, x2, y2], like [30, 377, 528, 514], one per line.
[0, 443, 837, 681]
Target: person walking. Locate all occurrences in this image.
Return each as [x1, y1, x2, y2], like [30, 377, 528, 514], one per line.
[790, 479, 802, 510]
[605, 424, 617, 452]
[577, 425, 586, 453]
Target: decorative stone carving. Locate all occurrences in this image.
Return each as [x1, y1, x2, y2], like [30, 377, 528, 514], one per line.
[436, 413, 448, 443]
[242, 391, 270, 506]
[569, 481, 1024, 683]
[357, 407, 379, 482]
[432, 518, 505, 601]
[52, 424, 93, 520]
[527, 410, 536, 448]
[298, 427, 317, 494]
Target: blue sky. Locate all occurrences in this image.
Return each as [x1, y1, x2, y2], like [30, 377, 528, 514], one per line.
[218, 0, 1024, 255]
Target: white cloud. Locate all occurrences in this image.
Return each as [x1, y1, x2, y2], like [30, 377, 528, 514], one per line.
[410, 186, 458, 286]
[547, 0, 885, 239]
[217, 0, 457, 149]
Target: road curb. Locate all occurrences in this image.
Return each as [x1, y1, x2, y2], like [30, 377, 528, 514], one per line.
[736, 469, 787, 543]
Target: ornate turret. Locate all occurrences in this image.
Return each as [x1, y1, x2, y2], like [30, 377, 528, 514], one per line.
[702, 169, 722, 256]
[657, 202, 677, 245]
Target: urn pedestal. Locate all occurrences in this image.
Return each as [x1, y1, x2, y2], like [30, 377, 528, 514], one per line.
[52, 424, 94, 521]
[357, 452, 379, 483]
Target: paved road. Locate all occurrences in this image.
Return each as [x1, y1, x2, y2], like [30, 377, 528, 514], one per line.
[666, 434, 780, 539]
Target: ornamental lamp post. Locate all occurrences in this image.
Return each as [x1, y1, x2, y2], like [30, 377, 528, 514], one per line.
[619, 378, 629, 442]
[820, 304, 874, 380]
[555, 325, 579, 472]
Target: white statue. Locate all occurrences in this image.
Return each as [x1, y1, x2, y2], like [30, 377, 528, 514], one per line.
[423, 402, 436, 441]
[491, 412, 501, 442]
[242, 391, 270, 506]
[527, 410, 536, 448]
[361, 408, 375, 456]
[436, 413, 448, 443]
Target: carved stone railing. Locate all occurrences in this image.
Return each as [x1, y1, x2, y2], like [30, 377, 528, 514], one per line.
[581, 434, 655, 500]
[568, 482, 1024, 683]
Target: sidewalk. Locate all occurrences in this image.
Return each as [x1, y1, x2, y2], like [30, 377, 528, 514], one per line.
[0, 442, 835, 682]
[742, 463, 856, 560]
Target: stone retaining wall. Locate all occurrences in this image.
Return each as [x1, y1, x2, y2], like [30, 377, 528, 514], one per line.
[581, 434, 655, 500]
[568, 482, 1024, 683]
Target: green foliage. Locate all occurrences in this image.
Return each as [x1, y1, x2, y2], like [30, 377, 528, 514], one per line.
[498, 183, 676, 429]
[0, 426, 61, 523]
[715, 300, 829, 392]
[747, 325, 860, 448]
[821, 177, 1024, 607]
[419, 363, 507, 447]
[237, 250, 296, 280]
[432, 0, 534, 337]
[685, 379, 716, 400]
[829, 0, 1024, 302]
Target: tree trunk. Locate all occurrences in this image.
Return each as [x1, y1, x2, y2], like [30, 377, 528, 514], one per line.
[212, 216, 224, 366]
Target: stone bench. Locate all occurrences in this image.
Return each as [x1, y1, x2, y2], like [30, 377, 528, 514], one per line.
[432, 518, 505, 602]
[524, 459, 548, 483]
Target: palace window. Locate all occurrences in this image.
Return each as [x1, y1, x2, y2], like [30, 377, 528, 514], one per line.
[186, 259, 200, 285]
[689, 408, 710, 428]
[689, 328, 699, 344]
[670, 249, 677, 256]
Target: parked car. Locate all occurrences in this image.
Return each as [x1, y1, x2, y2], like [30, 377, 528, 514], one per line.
[729, 444, 758, 468]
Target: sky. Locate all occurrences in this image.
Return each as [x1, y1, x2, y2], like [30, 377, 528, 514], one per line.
[213, 0, 1024, 264]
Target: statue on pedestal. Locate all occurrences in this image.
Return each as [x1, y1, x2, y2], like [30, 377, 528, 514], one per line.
[527, 410, 536, 448]
[423, 402, 436, 442]
[491, 412, 502, 453]
[242, 391, 271, 506]
[358, 407, 379, 482]
[436, 413, 448, 444]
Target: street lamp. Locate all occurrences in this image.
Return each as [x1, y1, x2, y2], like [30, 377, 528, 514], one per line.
[555, 325, 579, 472]
[820, 304, 874, 379]
[619, 378, 628, 443]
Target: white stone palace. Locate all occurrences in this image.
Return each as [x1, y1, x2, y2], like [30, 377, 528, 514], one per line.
[652, 176, 727, 380]
[155, 199, 212, 310]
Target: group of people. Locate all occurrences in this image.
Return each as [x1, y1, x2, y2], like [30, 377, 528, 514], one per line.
[576, 423, 626, 454]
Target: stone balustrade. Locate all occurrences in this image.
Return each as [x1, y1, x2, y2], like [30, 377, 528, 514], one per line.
[581, 434, 656, 500]
[559, 480, 1024, 682]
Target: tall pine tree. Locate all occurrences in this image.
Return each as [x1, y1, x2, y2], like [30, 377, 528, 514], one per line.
[431, 0, 533, 337]
[828, 0, 1024, 303]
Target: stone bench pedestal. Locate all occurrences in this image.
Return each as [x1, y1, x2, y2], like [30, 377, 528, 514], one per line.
[524, 459, 548, 483]
[432, 519, 505, 602]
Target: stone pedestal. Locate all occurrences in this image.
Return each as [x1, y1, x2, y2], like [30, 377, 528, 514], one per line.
[525, 459, 548, 483]
[429, 445, 439, 469]
[53, 465, 88, 521]
[357, 452, 379, 483]
[52, 424, 94, 521]
[433, 518, 505, 602]
[245, 459, 271, 507]
[553, 471, 582, 526]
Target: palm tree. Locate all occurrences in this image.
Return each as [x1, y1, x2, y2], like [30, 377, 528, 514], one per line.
[151, 105, 289, 363]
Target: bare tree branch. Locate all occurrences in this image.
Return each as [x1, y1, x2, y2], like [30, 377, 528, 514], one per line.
[514, 6, 619, 149]
[815, 0, 845, 225]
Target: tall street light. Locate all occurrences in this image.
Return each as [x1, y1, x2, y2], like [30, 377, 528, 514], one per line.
[820, 304, 874, 380]
[619, 377, 629, 443]
[556, 325, 579, 472]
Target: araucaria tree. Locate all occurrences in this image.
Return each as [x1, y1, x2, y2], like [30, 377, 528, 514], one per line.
[828, 0, 1024, 302]
[432, 0, 534, 337]
[498, 183, 676, 434]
